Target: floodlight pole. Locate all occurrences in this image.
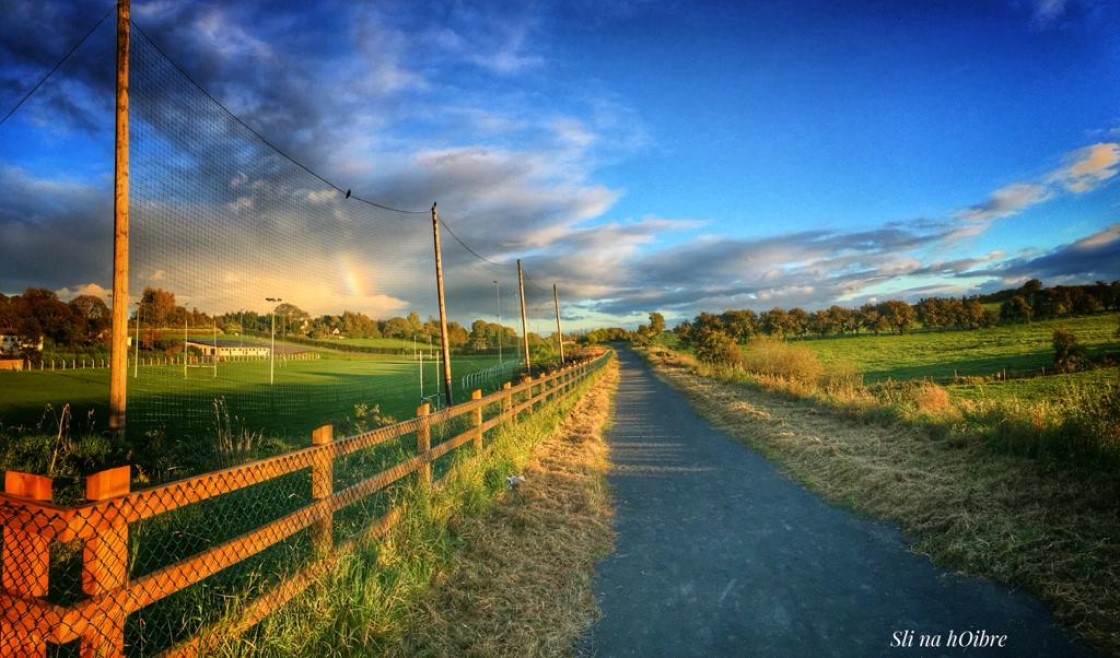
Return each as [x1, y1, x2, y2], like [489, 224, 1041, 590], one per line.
[517, 259, 531, 375]
[493, 280, 502, 366]
[108, 0, 131, 434]
[431, 203, 453, 407]
[133, 301, 140, 379]
[553, 283, 565, 364]
[266, 297, 281, 385]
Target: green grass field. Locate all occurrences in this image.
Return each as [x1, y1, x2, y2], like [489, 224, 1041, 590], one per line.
[307, 336, 424, 350]
[802, 313, 1119, 384]
[0, 349, 508, 444]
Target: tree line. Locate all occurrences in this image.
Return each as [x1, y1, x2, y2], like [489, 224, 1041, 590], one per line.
[0, 286, 556, 360]
[672, 279, 1120, 347]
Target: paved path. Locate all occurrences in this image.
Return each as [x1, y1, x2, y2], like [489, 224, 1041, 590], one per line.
[584, 350, 1096, 657]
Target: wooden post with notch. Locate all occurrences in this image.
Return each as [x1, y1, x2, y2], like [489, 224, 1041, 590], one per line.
[81, 464, 131, 658]
[501, 382, 512, 422]
[517, 259, 531, 375]
[416, 403, 432, 487]
[310, 424, 334, 555]
[471, 389, 483, 450]
[108, 0, 131, 435]
[1, 472, 53, 658]
[553, 283, 564, 364]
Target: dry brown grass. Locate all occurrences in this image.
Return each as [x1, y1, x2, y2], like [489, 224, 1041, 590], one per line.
[395, 357, 620, 657]
[642, 348, 1120, 656]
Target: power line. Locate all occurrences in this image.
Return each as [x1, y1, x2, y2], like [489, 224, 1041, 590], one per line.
[438, 216, 503, 266]
[131, 20, 426, 216]
[131, 20, 528, 269]
[0, 4, 115, 127]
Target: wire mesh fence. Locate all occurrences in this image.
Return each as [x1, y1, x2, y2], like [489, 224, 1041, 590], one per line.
[0, 354, 606, 656]
[1, 5, 594, 657]
[1, 7, 573, 483]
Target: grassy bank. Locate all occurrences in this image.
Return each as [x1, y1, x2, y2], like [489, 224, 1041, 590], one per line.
[643, 346, 1120, 654]
[800, 313, 1119, 382]
[202, 352, 616, 657]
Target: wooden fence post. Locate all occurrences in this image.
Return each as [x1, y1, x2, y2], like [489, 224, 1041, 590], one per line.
[310, 424, 334, 555]
[2, 472, 53, 658]
[520, 374, 532, 413]
[471, 389, 483, 450]
[416, 403, 432, 487]
[82, 465, 131, 658]
[501, 382, 512, 422]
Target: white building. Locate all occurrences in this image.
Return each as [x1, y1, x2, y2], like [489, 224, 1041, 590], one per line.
[184, 340, 271, 358]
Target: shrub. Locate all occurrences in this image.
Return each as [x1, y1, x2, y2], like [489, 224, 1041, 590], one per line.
[694, 328, 741, 366]
[1052, 326, 1087, 374]
[740, 337, 822, 385]
[909, 381, 954, 416]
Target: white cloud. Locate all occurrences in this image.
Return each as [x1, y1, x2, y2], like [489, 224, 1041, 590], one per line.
[1050, 142, 1120, 193]
[956, 182, 1052, 222]
[951, 141, 1118, 236]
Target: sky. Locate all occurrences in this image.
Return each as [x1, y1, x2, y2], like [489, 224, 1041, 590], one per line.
[1, 0, 1119, 329]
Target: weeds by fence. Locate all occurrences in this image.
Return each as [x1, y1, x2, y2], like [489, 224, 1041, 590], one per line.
[0, 352, 606, 657]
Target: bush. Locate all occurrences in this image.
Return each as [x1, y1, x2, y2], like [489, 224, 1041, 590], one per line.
[1053, 326, 1087, 374]
[740, 337, 822, 385]
[694, 328, 740, 366]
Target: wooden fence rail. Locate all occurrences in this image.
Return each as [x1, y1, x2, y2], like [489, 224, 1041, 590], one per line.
[0, 352, 607, 657]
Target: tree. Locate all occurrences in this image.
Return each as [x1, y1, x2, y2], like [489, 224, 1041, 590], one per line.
[760, 308, 788, 337]
[720, 309, 758, 342]
[1053, 327, 1087, 374]
[381, 316, 412, 339]
[787, 308, 810, 337]
[649, 312, 666, 335]
[1000, 295, 1033, 324]
[858, 303, 889, 335]
[468, 319, 491, 351]
[140, 287, 179, 327]
[21, 288, 80, 346]
[273, 303, 310, 334]
[675, 320, 694, 346]
[878, 300, 915, 334]
[694, 327, 740, 365]
[68, 295, 111, 340]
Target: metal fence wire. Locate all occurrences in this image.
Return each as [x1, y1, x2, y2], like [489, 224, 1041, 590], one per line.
[0, 354, 605, 657]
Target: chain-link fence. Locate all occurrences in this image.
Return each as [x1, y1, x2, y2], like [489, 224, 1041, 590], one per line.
[0, 353, 605, 657]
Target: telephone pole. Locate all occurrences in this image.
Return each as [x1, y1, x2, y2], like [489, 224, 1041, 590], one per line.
[108, 0, 131, 434]
[432, 203, 454, 407]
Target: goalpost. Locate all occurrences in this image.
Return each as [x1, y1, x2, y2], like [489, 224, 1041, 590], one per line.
[183, 318, 218, 378]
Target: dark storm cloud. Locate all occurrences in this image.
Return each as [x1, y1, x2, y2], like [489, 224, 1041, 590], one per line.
[967, 224, 1120, 283]
[0, 165, 112, 293]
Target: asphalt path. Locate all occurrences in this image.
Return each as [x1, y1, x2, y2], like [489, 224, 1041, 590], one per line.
[583, 349, 1097, 657]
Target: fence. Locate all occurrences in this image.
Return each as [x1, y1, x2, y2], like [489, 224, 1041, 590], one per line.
[0, 351, 607, 657]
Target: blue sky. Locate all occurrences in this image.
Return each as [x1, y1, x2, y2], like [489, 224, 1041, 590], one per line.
[1, 0, 1119, 328]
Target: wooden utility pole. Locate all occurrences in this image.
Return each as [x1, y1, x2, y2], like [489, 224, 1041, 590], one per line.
[108, 0, 130, 434]
[431, 203, 453, 407]
[517, 259, 531, 374]
[553, 283, 565, 364]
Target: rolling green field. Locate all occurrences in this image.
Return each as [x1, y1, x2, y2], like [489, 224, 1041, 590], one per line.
[307, 336, 425, 350]
[0, 350, 508, 444]
[802, 313, 1119, 389]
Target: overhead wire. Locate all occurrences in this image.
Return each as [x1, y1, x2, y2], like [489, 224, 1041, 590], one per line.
[132, 18, 522, 271]
[0, 3, 115, 127]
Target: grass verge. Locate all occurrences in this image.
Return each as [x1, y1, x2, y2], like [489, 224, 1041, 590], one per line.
[642, 347, 1120, 656]
[204, 353, 616, 657]
[396, 354, 618, 656]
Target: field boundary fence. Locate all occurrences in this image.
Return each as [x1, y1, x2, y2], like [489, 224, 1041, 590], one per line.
[0, 351, 609, 657]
